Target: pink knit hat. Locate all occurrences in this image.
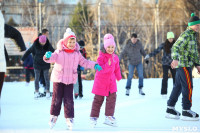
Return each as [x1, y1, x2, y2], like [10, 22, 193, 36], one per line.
[104, 33, 116, 49]
[39, 35, 47, 44]
[63, 28, 76, 44]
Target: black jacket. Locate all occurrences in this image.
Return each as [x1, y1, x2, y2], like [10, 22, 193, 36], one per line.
[21, 38, 54, 70]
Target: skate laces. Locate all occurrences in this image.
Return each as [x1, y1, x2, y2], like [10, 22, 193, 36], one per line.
[66, 118, 74, 124]
[107, 116, 115, 121]
[187, 110, 196, 116]
[90, 117, 97, 121]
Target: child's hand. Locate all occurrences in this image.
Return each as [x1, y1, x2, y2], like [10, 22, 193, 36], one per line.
[108, 58, 111, 66]
[45, 51, 52, 59]
[94, 64, 102, 71]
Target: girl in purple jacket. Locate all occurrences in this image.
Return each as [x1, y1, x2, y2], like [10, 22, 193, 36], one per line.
[90, 33, 122, 127]
[44, 28, 102, 130]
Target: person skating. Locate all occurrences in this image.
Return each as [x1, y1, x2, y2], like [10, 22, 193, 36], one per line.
[44, 28, 102, 130]
[145, 32, 176, 98]
[21, 35, 54, 99]
[90, 33, 122, 127]
[119, 33, 146, 96]
[166, 13, 200, 121]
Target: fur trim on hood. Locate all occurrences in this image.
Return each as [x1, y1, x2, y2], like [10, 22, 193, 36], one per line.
[56, 39, 80, 52]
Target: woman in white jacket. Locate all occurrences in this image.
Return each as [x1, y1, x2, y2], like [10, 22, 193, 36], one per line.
[0, 10, 5, 98]
[0, 10, 26, 101]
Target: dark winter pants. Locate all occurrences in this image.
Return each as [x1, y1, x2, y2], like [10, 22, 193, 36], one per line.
[50, 82, 74, 118]
[167, 67, 193, 110]
[90, 92, 116, 117]
[0, 72, 5, 97]
[25, 69, 35, 83]
[161, 65, 176, 95]
[78, 72, 83, 97]
[34, 69, 50, 91]
[39, 70, 46, 87]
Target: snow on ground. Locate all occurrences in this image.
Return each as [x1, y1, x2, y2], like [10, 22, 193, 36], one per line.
[0, 78, 200, 133]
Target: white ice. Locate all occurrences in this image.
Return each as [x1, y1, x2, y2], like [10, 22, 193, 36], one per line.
[0, 78, 200, 133]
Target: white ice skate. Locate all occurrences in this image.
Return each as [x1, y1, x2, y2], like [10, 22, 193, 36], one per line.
[66, 118, 74, 130]
[46, 92, 50, 99]
[103, 116, 117, 127]
[90, 117, 98, 128]
[48, 115, 58, 129]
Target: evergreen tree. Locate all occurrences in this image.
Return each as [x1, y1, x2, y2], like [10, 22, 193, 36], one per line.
[69, 0, 94, 38]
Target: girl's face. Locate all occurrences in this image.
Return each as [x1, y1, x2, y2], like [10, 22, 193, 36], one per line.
[168, 38, 174, 43]
[65, 38, 76, 49]
[106, 45, 115, 54]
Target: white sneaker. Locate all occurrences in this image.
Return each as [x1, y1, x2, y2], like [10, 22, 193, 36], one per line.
[46, 92, 50, 99]
[66, 118, 73, 130]
[48, 115, 58, 129]
[103, 116, 117, 127]
[90, 117, 98, 128]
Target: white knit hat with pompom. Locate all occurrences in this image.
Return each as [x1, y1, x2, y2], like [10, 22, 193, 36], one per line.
[63, 28, 76, 39]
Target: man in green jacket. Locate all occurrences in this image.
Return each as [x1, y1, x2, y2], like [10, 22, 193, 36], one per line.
[166, 13, 200, 121]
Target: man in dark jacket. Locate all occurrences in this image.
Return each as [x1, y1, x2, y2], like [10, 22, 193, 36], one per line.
[21, 35, 54, 99]
[119, 33, 146, 96]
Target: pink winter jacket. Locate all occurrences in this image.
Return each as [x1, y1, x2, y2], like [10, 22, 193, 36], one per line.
[92, 51, 122, 96]
[44, 39, 96, 85]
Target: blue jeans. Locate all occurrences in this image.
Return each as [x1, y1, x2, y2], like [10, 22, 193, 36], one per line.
[126, 63, 143, 90]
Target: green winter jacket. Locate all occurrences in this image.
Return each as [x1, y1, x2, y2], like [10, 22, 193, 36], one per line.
[172, 27, 200, 68]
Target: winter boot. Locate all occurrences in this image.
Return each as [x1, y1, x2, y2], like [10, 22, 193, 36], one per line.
[139, 88, 145, 95]
[125, 89, 130, 96]
[48, 115, 58, 129]
[182, 110, 199, 121]
[103, 116, 117, 127]
[66, 118, 74, 130]
[90, 117, 98, 128]
[165, 106, 181, 119]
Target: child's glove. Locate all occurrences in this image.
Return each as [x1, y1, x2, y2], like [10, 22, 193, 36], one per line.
[45, 51, 52, 59]
[94, 64, 102, 71]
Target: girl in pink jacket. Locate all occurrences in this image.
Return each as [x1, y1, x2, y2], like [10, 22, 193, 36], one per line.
[44, 28, 102, 130]
[90, 33, 122, 127]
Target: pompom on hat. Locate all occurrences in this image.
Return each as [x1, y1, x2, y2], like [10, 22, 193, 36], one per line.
[167, 32, 175, 39]
[63, 28, 76, 43]
[103, 33, 116, 50]
[39, 35, 47, 44]
[188, 13, 200, 26]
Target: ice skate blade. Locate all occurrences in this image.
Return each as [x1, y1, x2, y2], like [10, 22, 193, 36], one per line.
[103, 122, 117, 127]
[165, 113, 180, 120]
[181, 116, 199, 121]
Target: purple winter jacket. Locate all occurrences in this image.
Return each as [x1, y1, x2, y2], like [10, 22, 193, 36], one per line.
[44, 39, 96, 85]
[92, 51, 122, 96]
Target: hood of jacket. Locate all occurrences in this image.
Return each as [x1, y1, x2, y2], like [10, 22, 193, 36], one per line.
[56, 39, 80, 52]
